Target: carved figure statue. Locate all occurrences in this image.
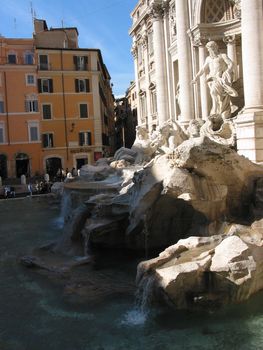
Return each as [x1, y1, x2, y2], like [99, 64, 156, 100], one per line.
[114, 125, 156, 164]
[192, 41, 238, 119]
[151, 120, 187, 153]
[187, 119, 205, 138]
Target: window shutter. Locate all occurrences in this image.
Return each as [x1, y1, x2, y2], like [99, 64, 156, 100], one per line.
[85, 79, 90, 92]
[25, 101, 29, 112]
[73, 55, 77, 69]
[80, 104, 88, 118]
[75, 79, 79, 92]
[49, 79, 53, 93]
[79, 133, 84, 146]
[49, 134, 53, 147]
[87, 131, 92, 145]
[43, 134, 47, 147]
[84, 56, 88, 70]
[37, 79, 42, 93]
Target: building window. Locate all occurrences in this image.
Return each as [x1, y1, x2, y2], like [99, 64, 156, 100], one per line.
[42, 104, 52, 119]
[75, 79, 90, 93]
[24, 52, 34, 65]
[0, 123, 5, 143]
[149, 83, 157, 115]
[104, 114, 108, 125]
[148, 31, 154, 56]
[138, 44, 143, 65]
[0, 100, 4, 113]
[79, 103, 88, 118]
[73, 56, 88, 70]
[102, 132, 109, 146]
[26, 74, 36, 86]
[79, 131, 92, 146]
[42, 133, 54, 148]
[25, 98, 38, 112]
[38, 79, 53, 93]
[8, 54, 16, 64]
[139, 91, 147, 119]
[38, 54, 49, 70]
[28, 122, 39, 142]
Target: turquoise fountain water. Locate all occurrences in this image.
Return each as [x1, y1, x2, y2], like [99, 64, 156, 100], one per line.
[0, 197, 263, 350]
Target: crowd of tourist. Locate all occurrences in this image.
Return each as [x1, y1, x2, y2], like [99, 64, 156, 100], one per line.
[0, 166, 81, 199]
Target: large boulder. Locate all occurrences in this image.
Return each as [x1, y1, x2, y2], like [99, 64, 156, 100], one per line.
[136, 219, 263, 309]
[173, 136, 263, 218]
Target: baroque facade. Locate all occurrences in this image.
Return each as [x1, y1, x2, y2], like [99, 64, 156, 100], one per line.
[129, 0, 263, 162]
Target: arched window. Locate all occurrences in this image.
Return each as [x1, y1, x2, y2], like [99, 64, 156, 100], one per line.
[202, 0, 234, 23]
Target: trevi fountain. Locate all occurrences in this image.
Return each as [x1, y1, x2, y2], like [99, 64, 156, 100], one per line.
[1, 41, 263, 350]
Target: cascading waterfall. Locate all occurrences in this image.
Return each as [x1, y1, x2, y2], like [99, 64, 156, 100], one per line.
[81, 229, 92, 256]
[121, 274, 156, 326]
[56, 189, 72, 228]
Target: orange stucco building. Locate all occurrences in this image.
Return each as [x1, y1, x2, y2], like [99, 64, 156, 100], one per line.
[0, 19, 115, 180]
[0, 37, 41, 178]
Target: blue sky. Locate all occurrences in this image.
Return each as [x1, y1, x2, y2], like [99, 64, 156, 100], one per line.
[0, 0, 138, 96]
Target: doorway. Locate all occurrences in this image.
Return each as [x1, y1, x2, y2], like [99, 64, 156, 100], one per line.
[46, 157, 62, 179]
[0, 154, 7, 179]
[16, 153, 29, 178]
[76, 158, 88, 170]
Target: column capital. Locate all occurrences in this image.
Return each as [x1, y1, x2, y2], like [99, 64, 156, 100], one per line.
[149, 1, 165, 21]
[223, 34, 236, 45]
[189, 31, 208, 47]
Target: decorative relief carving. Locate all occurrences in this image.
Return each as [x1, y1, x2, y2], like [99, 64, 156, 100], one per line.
[169, 4, 177, 41]
[131, 42, 138, 58]
[231, 0, 241, 19]
[142, 34, 148, 49]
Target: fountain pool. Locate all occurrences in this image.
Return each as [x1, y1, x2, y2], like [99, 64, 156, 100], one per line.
[0, 197, 263, 350]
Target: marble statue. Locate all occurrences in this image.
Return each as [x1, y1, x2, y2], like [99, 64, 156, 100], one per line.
[200, 114, 236, 147]
[113, 125, 156, 164]
[151, 120, 187, 154]
[192, 41, 238, 119]
[186, 119, 205, 138]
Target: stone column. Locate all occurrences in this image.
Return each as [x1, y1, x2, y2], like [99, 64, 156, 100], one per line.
[235, 0, 263, 162]
[175, 0, 194, 125]
[163, 3, 174, 121]
[151, 1, 169, 126]
[131, 42, 141, 125]
[142, 33, 152, 128]
[224, 35, 238, 81]
[194, 37, 210, 120]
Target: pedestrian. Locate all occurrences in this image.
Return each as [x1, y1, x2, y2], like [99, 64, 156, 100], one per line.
[27, 183, 33, 196]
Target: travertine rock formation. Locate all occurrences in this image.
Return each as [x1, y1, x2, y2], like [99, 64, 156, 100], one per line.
[136, 219, 263, 309]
